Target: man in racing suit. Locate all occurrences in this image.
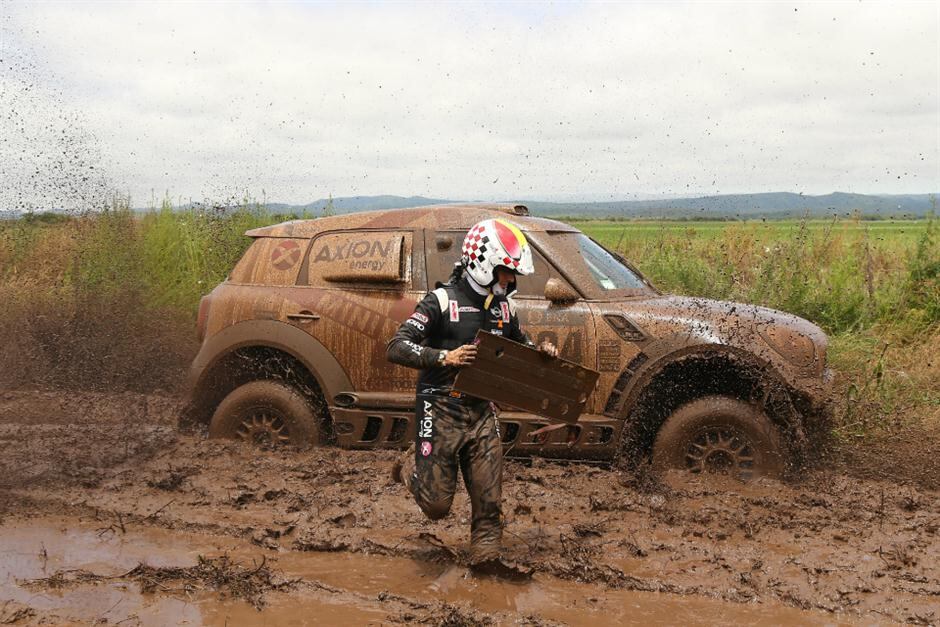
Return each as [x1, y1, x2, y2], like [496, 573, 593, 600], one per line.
[386, 218, 556, 570]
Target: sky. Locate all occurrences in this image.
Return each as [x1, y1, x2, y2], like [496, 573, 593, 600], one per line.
[1, 1, 938, 211]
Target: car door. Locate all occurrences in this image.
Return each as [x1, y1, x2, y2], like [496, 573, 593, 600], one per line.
[293, 228, 426, 393]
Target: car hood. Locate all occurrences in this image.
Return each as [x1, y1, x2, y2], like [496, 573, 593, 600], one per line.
[619, 295, 828, 369]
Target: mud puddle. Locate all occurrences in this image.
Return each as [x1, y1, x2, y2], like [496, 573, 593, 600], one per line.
[3, 391, 939, 624]
[0, 518, 387, 625]
[1, 518, 850, 626]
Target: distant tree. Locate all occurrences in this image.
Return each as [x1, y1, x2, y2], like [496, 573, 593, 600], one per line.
[322, 194, 335, 217]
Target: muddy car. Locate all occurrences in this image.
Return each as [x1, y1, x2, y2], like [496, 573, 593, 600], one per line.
[183, 204, 832, 479]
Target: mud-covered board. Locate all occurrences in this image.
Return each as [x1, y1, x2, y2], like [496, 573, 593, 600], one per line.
[452, 330, 600, 423]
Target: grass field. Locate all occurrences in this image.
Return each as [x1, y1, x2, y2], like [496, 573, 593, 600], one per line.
[576, 219, 928, 245]
[575, 218, 936, 336]
[1, 205, 937, 435]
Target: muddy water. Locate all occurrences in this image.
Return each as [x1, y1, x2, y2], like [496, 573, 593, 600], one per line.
[0, 518, 851, 626]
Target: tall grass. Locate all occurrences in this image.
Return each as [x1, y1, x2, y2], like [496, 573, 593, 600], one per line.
[578, 216, 938, 338]
[138, 199, 279, 309]
[0, 197, 313, 311]
[0, 198, 310, 391]
[1, 207, 937, 431]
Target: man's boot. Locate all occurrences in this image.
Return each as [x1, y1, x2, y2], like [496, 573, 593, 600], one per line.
[469, 554, 533, 581]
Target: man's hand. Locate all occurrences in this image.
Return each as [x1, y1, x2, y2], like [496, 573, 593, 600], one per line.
[444, 344, 477, 367]
[538, 340, 559, 358]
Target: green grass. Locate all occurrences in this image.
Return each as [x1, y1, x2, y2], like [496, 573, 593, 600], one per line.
[576, 218, 937, 338]
[0, 198, 315, 310]
[576, 218, 927, 243]
[2, 205, 936, 433]
[3, 208, 935, 337]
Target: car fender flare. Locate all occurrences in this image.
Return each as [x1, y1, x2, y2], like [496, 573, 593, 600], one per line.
[187, 320, 352, 404]
[613, 336, 789, 419]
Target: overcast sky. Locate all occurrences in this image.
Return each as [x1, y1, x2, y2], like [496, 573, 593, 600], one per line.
[1, 1, 937, 210]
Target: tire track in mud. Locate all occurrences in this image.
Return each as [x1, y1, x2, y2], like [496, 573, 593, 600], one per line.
[0, 391, 938, 625]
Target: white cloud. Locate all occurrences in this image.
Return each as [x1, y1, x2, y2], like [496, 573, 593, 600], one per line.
[1, 0, 937, 209]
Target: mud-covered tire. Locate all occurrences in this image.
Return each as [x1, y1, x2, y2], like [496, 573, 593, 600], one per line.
[652, 395, 784, 480]
[208, 380, 319, 449]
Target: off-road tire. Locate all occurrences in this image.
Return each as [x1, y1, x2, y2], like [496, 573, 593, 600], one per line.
[208, 380, 319, 449]
[652, 395, 784, 480]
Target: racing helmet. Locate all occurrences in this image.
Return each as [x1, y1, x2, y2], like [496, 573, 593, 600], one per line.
[461, 218, 534, 287]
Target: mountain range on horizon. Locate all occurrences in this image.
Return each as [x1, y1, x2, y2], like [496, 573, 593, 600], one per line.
[266, 191, 936, 219]
[3, 191, 937, 220]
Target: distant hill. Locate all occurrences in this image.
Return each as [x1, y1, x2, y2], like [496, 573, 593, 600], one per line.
[257, 192, 938, 219]
[4, 192, 936, 220]
[270, 195, 452, 214]
[521, 192, 937, 219]
[271, 192, 937, 219]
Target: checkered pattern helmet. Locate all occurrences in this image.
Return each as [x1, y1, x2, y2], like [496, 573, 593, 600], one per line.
[461, 218, 534, 287]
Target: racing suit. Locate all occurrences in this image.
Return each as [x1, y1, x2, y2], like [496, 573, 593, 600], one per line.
[386, 275, 532, 562]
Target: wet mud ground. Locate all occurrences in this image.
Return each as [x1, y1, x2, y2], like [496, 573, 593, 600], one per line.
[1, 391, 938, 625]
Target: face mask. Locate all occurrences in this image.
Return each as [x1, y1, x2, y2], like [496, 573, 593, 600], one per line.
[465, 273, 489, 295]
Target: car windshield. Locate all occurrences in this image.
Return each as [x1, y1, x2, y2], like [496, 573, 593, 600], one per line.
[539, 232, 652, 297]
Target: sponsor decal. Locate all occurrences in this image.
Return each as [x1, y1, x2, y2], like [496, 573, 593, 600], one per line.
[457, 306, 480, 313]
[420, 441, 433, 456]
[418, 400, 434, 438]
[313, 238, 394, 263]
[449, 301, 459, 322]
[489, 307, 502, 318]
[405, 318, 425, 331]
[500, 302, 510, 323]
[535, 330, 584, 362]
[404, 341, 423, 355]
[271, 240, 302, 271]
[304, 291, 392, 339]
[411, 311, 429, 324]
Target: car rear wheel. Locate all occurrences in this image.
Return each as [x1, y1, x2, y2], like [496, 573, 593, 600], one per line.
[209, 380, 319, 449]
[651, 395, 784, 480]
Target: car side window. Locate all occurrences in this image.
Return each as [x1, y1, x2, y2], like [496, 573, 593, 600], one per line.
[428, 230, 567, 297]
[306, 230, 412, 289]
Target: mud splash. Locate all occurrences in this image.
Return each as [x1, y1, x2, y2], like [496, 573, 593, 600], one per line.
[1, 519, 844, 626]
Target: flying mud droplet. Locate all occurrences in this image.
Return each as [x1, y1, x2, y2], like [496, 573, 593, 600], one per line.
[0, 28, 114, 216]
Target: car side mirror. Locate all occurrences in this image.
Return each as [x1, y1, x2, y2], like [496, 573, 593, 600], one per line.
[544, 278, 579, 303]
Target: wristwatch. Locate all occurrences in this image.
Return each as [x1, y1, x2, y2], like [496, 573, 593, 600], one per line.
[437, 350, 448, 366]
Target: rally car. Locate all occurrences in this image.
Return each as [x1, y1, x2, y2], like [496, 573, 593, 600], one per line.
[183, 204, 832, 479]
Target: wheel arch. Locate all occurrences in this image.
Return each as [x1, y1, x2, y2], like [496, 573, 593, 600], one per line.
[612, 340, 809, 467]
[182, 321, 352, 431]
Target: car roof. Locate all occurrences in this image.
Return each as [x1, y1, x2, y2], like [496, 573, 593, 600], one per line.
[244, 203, 579, 238]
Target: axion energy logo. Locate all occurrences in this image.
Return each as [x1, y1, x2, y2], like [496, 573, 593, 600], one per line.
[271, 240, 302, 270]
[418, 399, 433, 439]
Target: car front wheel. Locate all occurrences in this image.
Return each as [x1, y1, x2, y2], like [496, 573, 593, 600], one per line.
[208, 380, 320, 449]
[651, 395, 784, 480]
